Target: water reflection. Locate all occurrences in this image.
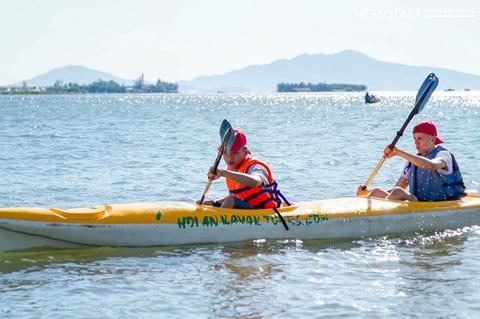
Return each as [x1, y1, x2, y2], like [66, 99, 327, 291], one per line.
[390, 228, 476, 318]
[0, 246, 157, 274]
[0, 227, 478, 318]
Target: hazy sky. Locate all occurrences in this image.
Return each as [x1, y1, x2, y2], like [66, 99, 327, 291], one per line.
[1, 0, 479, 85]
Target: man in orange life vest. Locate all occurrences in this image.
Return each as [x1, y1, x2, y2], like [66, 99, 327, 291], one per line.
[201, 128, 290, 209]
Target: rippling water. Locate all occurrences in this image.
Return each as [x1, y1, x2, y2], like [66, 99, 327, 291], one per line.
[1, 92, 480, 318]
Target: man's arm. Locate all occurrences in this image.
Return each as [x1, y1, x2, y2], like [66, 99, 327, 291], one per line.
[217, 170, 263, 188]
[386, 147, 447, 171]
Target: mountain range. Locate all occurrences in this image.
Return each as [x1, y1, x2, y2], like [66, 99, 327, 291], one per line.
[15, 65, 134, 87]
[179, 50, 480, 92]
[11, 50, 480, 91]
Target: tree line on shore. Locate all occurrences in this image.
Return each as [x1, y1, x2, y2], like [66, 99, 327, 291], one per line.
[0, 74, 178, 94]
[277, 82, 367, 92]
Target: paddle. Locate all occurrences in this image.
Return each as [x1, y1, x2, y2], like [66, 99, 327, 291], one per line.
[358, 73, 439, 195]
[198, 119, 235, 205]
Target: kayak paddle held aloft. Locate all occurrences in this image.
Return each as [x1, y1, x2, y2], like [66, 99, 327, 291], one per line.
[198, 119, 235, 205]
[357, 73, 439, 196]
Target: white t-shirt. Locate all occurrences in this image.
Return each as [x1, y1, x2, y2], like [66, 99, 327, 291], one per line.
[400, 148, 453, 180]
[246, 164, 270, 186]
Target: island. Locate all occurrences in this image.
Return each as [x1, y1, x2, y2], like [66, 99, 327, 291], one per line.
[277, 82, 367, 92]
[0, 74, 178, 94]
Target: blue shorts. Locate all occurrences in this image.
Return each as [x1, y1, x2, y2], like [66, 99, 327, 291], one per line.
[212, 198, 253, 209]
[233, 197, 253, 210]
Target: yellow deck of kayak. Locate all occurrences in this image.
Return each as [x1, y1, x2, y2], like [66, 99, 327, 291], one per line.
[1, 194, 479, 225]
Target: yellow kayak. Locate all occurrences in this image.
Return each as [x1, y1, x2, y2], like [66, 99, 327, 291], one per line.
[1, 194, 480, 251]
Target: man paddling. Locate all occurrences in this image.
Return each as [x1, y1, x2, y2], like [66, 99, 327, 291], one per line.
[200, 128, 290, 209]
[367, 121, 466, 201]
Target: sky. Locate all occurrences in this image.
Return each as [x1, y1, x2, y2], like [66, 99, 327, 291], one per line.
[1, 0, 479, 85]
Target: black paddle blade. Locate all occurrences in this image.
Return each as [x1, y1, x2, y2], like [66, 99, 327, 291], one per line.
[219, 119, 234, 153]
[224, 129, 235, 153]
[415, 73, 439, 114]
[219, 119, 232, 141]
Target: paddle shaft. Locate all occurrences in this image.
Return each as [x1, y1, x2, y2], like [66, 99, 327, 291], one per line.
[362, 89, 428, 190]
[198, 144, 225, 205]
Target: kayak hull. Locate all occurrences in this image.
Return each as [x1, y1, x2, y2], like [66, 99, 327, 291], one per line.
[0, 227, 80, 251]
[1, 195, 480, 251]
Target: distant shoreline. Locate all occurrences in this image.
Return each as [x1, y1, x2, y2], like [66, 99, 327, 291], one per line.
[277, 82, 367, 92]
[0, 91, 180, 95]
[0, 76, 178, 95]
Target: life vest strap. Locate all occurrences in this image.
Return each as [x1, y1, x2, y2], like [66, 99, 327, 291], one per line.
[442, 181, 466, 187]
[229, 181, 278, 196]
[243, 189, 268, 203]
[276, 190, 291, 206]
[262, 182, 291, 207]
[229, 186, 251, 195]
[253, 197, 280, 209]
[228, 179, 291, 208]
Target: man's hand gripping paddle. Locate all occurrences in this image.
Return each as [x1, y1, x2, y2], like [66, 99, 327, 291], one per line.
[198, 119, 235, 205]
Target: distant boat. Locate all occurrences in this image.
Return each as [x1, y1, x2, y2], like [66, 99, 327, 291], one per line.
[365, 92, 380, 104]
[465, 88, 471, 91]
[444, 88, 455, 92]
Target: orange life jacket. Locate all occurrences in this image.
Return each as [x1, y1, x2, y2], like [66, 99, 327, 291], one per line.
[225, 156, 289, 209]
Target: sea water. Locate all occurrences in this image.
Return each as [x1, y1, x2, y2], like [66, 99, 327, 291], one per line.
[0, 92, 479, 318]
